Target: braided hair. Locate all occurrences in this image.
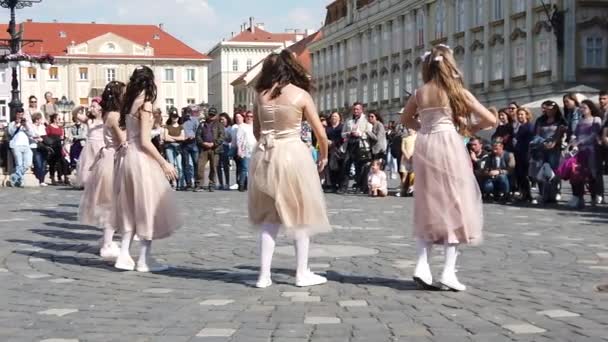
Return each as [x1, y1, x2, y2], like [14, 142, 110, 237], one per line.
[119, 66, 157, 128]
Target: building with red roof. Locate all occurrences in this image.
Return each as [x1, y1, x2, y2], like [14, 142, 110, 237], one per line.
[0, 20, 211, 119]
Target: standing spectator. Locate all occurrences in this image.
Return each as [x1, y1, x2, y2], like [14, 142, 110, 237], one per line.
[164, 111, 185, 190]
[217, 113, 233, 190]
[32, 113, 49, 187]
[69, 107, 88, 171]
[367, 111, 387, 162]
[597, 90, 608, 197]
[385, 120, 400, 179]
[399, 127, 416, 196]
[41, 91, 58, 122]
[46, 114, 69, 185]
[506, 102, 520, 131]
[491, 108, 514, 152]
[195, 107, 224, 192]
[324, 111, 343, 192]
[151, 108, 164, 153]
[563, 93, 581, 142]
[8, 108, 34, 187]
[513, 108, 535, 202]
[566, 100, 603, 208]
[338, 102, 372, 194]
[231, 112, 245, 189]
[181, 106, 200, 190]
[0, 121, 10, 183]
[367, 159, 388, 197]
[26, 96, 43, 124]
[481, 138, 515, 202]
[235, 111, 257, 191]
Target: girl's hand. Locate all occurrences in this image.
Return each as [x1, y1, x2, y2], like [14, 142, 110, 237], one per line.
[161, 161, 178, 181]
[317, 158, 328, 173]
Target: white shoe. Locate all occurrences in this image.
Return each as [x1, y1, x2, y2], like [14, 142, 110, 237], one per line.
[133, 235, 141, 241]
[255, 277, 272, 288]
[229, 184, 239, 190]
[39, 183, 48, 187]
[136, 258, 169, 272]
[295, 270, 327, 287]
[413, 262, 434, 289]
[99, 242, 120, 261]
[439, 272, 466, 291]
[596, 196, 604, 205]
[114, 254, 135, 271]
[556, 193, 562, 201]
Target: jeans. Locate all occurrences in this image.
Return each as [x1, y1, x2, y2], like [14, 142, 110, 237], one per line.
[217, 145, 231, 187]
[181, 142, 199, 187]
[165, 144, 183, 188]
[32, 148, 48, 184]
[10, 145, 33, 186]
[69, 141, 83, 170]
[237, 156, 250, 190]
[483, 174, 510, 196]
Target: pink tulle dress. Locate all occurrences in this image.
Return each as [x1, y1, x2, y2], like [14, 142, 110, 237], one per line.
[76, 120, 105, 188]
[78, 116, 120, 227]
[248, 86, 331, 237]
[413, 104, 483, 245]
[113, 95, 182, 240]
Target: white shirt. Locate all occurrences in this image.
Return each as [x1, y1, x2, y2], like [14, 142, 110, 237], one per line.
[8, 122, 32, 149]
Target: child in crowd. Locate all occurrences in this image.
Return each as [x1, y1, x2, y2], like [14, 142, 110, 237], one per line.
[368, 159, 388, 197]
[400, 128, 417, 196]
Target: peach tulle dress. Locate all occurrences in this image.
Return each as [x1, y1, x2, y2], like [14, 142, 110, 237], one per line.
[413, 98, 483, 245]
[248, 86, 331, 237]
[78, 115, 120, 227]
[76, 120, 105, 188]
[113, 95, 182, 240]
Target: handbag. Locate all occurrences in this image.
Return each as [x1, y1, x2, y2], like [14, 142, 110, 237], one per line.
[356, 138, 371, 161]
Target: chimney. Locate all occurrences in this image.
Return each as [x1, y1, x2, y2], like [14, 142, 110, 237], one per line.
[159, 23, 164, 31]
[26, 19, 33, 22]
[249, 17, 254, 33]
[231, 32, 235, 37]
[91, 21, 96, 24]
[256, 23, 265, 31]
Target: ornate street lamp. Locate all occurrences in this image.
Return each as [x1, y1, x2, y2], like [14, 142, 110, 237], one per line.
[56, 95, 75, 128]
[0, 0, 43, 121]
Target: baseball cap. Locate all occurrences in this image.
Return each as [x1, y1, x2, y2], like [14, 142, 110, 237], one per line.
[208, 107, 218, 116]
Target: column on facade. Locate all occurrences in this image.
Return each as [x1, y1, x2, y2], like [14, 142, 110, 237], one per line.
[446, 0, 455, 48]
[463, 0, 473, 86]
[503, 0, 512, 89]
[483, 0, 491, 90]
[525, 0, 534, 82]
[563, 0, 576, 82]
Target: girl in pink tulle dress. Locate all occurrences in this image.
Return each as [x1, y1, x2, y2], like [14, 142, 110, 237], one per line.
[401, 45, 497, 291]
[75, 97, 105, 188]
[78, 81, 126, 260]
[113, 66, 181, 272]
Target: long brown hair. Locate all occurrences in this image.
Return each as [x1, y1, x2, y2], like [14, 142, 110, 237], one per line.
[421, 45, 471, 134]
[255, 49, 312, 99]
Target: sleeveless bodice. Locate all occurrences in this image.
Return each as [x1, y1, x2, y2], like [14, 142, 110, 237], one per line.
[88, 121, 104, 141]
[102, 124, 119, 149]
[257, 103, 303, 152]
[418, 107, 456, 134]
[125, 94, 152, 145]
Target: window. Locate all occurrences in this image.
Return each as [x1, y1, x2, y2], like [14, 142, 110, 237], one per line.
[232, 59, 239, 72]
[383, 23, 390, 42]
[435, 0, 445, 39]
[79, 67, 88, 80]
[0, 71, 6, 83]
[362, 84, 369, 104]
[382, 77, 389, 101]
[79, 98, 89, 105]
[393, 75, 400, 99]
[492, 50, 504, 80]
[585, 37, 604, 67]
[246, 59, 252, 70]
[455, 0, 465, 32]
[512, 0, 525, 13]
[187, 98, 196, 105]
[536, 40, 550, 72]
[474, 0, 484, 27]
[372, 80, 378, 102]
[349, 86, 357, 105]
[405, 72, 413, 93]
[473, 55, 484, 83]
[106, 68, 116, 82]
[186, 68, 196, 82]
[332, 89, 338, 108]
[333, 46, 338, 69]
[164, 68, 175, 82]
[27, 67, 37, 80]
[325, 93, 331, 110]
[165, 98, 174, 111]
[416, 10, 425, 46]
[416, 71, 423, 86]
[405, 19, 414, 49]
[372, 29, 379, 50]
[49, 67, 59, 80]
[513, 44, 526, 76]
[493, 0, 503, 21]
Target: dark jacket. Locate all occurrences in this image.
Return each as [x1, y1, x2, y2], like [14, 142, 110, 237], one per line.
[196, 120, 225, 153]
[513, 122, 535, 157]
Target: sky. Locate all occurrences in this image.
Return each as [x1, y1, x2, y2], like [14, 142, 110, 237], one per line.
[0, 0, 330, 54]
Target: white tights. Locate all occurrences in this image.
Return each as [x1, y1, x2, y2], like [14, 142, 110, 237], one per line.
[118, 231, 153, 265]
[258, 224, 311, 280]
[101, 224, 115, 248]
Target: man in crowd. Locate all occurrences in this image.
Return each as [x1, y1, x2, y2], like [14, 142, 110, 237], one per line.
[195, 107, 224, 192]
[338, 102, 372, 194]
[8, 108, 34, 187]
[468, 136, 488, 187]
[599, 90, 607, 126]
[181, 106, 200, 191]
[481, 138, 515, 202]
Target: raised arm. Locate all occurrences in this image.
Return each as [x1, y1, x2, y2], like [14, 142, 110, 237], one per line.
[401, 96, 420, 130]
[466, 90, 497, 133]
[302, 92, 328, 172]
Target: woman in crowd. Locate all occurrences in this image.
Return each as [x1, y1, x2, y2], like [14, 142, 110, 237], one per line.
[46, 114, 70, 185]
[235, 111, 256, 192]
[75, 98, 105, 189]
[31, 113, 49, 187]
[385, 121, 400, 179]
[231, 112, 245, 189]
[250, 50, 330, 288]
[567, 100, 603, 208]
[401, 45, 496, 292]
[324, 111, 343, 192]
[79, 81, 126, 260]
[113, 66, 180, 272]
[563, 93, 581, 142]
[513, 108, 535, 202]
[532, 100, 567, 204]
[491, 108, 514, 152]
[400, 127, 417, 197]
[367, 111, 387, 163]
[217, 113, 233, 190]
[367, 159, 387, 197]
[151, 108, 164, 153]
[163, 111, 185, 190]
[41, 91, 58, 122]
[69, 107, 88, 171]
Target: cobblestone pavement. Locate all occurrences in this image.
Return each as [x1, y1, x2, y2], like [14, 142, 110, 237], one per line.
[1, 185, 607, 342]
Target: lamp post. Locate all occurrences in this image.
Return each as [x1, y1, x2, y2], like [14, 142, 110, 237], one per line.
[0, 0, 43, 122]
[56, 95, 75, 127]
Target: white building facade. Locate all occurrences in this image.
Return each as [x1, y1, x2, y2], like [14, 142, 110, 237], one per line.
[309, 0, 608, 119]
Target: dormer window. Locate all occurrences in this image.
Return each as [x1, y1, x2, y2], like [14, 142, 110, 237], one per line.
[106, 43, 116, 51]
[153, 34, 160, 40]
[59, 31, 66, 38]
